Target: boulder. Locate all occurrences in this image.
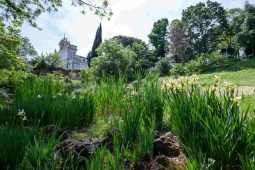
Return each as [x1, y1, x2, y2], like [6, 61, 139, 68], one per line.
[135, 131, 187, 170]
[153, 131, 180, 157]
[42, 125, 72, 141]
[57, 138, 103, 159]
[150, 155, 186, 170]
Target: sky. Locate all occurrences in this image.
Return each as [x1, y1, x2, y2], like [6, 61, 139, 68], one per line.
[21, 0, 246, 57]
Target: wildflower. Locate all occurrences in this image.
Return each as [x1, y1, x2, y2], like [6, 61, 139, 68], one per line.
[190, 74, 199, 81]
[209, 86, 216, 93]
[130, 90, 138, 96]
[177, 76, 186, 87]
[225, 82, 236, 92]
[213, 75, 221, 86]
[231, 96, 242, 105]
[188, 75, 199, 86]
[37, 95, 41, 98]
[22, 116, 28, 121]
[17, 109, 25, 116]
[127, 84, 134, 91]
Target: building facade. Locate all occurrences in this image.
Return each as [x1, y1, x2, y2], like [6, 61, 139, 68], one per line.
[58, 37, 88, 70]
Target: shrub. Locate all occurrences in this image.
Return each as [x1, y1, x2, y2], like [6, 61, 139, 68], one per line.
[169, 63, 185, 76]
[184, 52, 230, 74]
[0, 88, 8, 104]
[0, 69, 36, 88]
[91, 40, 135, 79]
[81, 69, 95, 84]
[153, 57, 172, 76]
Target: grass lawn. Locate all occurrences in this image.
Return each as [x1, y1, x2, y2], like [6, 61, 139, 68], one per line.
[241, 95, 255, 117]
[198, 69, 255, 86]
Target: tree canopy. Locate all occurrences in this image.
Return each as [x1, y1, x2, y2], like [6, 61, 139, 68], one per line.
[182, 0, 228, 56]
[148, 18, 169, 58]
[112, 35, 142, 48]
[0, 0, 112, 27]
[237, 2, 255, 56]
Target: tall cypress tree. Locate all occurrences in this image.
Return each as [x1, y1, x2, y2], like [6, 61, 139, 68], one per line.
[87, 23, 102, 67]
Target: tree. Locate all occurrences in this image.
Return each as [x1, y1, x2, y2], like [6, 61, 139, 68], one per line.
[0, 19, 25, 70]
[87, 23, 102, 67]
[169, 19, 188, 65]
[46, 51, 62, 68]
[131, 41, 155, 74]
[182, 1, 228, 56]
[91, 39, 136, 78]
[33, 52, 62, 69]
[148, 18, 169, 59]
[112, 35, 142, 47]
[0, 0, 112, 27]
[153, 57, 172, 76]
[216, 8, 244, 57]
[237, 2, 255, 57]
[224, 8, 244, 48]
[18, 37, 38, 62]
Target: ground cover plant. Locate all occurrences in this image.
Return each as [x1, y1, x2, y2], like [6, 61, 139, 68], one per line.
[198, 69, 255, 86]
[163, 75, 255, 168]
[0, 73, 254, 169]
[0, 77, 95, 129]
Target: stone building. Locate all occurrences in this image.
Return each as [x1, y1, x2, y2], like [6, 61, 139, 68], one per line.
[58, 37, 88, 70]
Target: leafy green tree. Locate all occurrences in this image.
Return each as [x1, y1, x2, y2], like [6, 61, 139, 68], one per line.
[33, 52, 62, 69]
[112, 35, 142, 47]
[169, 19, 188, 65]
[131, 41, 155, 74]
[0, 20, 25, 70]
[46, 52, 62, 68]
[237, 2, 255, 57]
[18, 37, 38, 62]
[0, 0, 112, 27]
[224, 8, 244, 48]
[148, 18, 169, 59]
[91, 40, 136, 78]
[33, 54, 48, 69]
[216, 8, 244, 57]
[153, 57, 172, 76]
[182, 1, 228, 56]
[87, 23, 102, 67]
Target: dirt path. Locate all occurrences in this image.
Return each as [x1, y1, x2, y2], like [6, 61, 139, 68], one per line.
[218, 86, 255, 95]
[236, 86, 255, 95]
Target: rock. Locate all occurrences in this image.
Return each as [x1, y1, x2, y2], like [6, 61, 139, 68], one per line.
[57, 138, 103, 158]
[101, 128, 120, 152]
[134, 131, 187, 170]
[153, 131, 180, 157]
[133, 154, 152, 170]
[42, 125, 72, 141]
[150, 155, 186, 170]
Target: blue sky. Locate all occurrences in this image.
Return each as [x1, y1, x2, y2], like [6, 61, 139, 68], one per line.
[21, 0, 246, 57]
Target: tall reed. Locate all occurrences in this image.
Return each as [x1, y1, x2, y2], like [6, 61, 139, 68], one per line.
[7, 77, 95, 129]
[164, 76, 254, 168]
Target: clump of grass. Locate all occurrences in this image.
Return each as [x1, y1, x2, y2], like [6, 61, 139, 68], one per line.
[85, 146, 121, 170]
[164, 75, 255, 168]
[3, 77, 95, 130]
[93, 76, 126, 116]
[142, 74, 164, 129]
[0, 125, 35, 169]
[20, 134, 60, 169]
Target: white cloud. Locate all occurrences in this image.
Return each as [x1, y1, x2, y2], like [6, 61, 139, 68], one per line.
[21, 0, 247, 57]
